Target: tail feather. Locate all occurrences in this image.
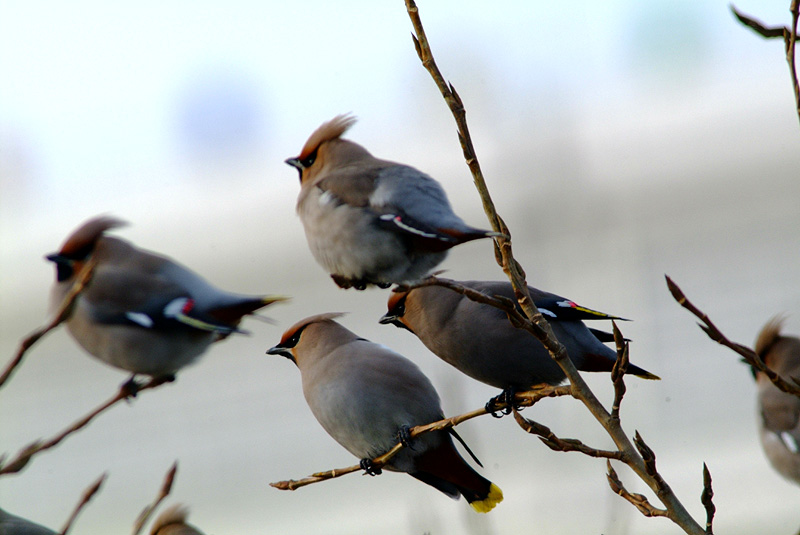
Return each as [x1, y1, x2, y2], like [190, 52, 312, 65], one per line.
[206, 295, 289, 326]
[580, 352, 660, 380]
[410, 439, 503, 513]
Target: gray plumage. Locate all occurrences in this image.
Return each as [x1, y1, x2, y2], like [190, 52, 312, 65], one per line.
[754, 317, 800, 484]
[286, 115, 499, 290]
[267, 313, 502, 512]
[47, 216, 287, 378]
[380, 280, 658, 391]
[0, 508, 57, 535]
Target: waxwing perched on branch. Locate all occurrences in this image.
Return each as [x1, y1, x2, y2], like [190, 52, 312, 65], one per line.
[754, 317, 800, 484]
[47, 216, 288, 382]
[149, 504, 206, 535]
[267, 313, 503, 512]
[380, 281, 658, 400]
[285, 115, 501, 290]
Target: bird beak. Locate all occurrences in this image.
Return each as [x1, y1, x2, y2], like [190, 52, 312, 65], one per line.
[378, 313, 397, 325]
[284, 157, 303, 171]
[45, 252, 68, 264]
[267, 345, 295, 362]
[378, 313, 414, 333]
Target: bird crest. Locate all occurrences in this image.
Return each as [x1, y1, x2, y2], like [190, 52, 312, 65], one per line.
[279, 312, 347, 346]
[58, 215, 128, 258]
[298, 114, 357, 161]
[755, 315, 787, 360]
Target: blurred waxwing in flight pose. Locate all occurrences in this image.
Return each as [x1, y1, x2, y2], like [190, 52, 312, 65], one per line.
[0, 508, 57, 535]
[380, 281, 658, 410]
[267, 313, 503, 512]
[285, 115, 500, 290]
[47, 216, 288, 383]
[149, 504, 205, 535]
[754, 317, 800, 484]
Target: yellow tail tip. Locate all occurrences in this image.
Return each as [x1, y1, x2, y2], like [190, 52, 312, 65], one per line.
[262, 295, 291, 305]
[469, 483, 503, 513]
[637, 371, 661, 381]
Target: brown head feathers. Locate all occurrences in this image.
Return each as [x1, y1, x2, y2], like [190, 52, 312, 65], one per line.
[298, 114, 357, 161]
[278, 312, 347, 346]
[58, 215, 128, 258]
[755, 315, 787, 361]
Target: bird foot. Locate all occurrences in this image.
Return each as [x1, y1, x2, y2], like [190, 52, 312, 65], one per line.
[331, 274, 391, 290]
[485, 388, 517, 418]
[360, 458, 382, 476]
[121, 375, 144, 398]
[397, 425, 415, 450]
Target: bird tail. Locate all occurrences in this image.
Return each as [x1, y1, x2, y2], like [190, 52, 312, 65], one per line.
[410, 439, 503, 513]
[626, 363, 660, 380]
[469, 483, 504, 513]
[206, 295, 289, 327]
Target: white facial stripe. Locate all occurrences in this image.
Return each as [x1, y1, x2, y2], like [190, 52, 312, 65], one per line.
[125, 312, 154, 328]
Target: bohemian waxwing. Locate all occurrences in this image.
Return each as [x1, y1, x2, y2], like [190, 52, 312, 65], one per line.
[754, 317, 800, 484]
[380, 281, 658, 399]
[149, 504, 205, 535]
[267, 313, 503, 512]
[47, 216, 288, 381]
[285, 115, 500, 290]
[0, 508, 57, 535]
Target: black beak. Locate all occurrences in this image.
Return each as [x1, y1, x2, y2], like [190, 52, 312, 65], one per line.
[378, 313, 414, 333]
[46, 252, 68, 264]
[284, 157, 303, 170]
[267, 345, 295, 362]
[378, 313, 397, 325]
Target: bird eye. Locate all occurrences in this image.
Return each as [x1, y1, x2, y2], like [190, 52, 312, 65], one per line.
[300, 150, 317, 168]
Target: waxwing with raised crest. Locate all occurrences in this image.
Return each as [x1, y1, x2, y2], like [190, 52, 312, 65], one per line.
[149, 504, 206, 535]
[753, 317, 800, 484]
[285, 115, 500, 290]
[380, 280, 659, 397]
[47, 216, 288, 380]
[267, 313, 503, 512]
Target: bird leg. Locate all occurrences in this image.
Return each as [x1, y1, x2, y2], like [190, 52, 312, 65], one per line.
[396, 425, 416, 450]
[485, 387, 517, 418]
[359, 458, 383, 476]
[121, 375, 144, 398]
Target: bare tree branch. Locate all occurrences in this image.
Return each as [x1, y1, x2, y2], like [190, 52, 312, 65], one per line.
[701, 463, 715, 535]
[0, 375, 173, 476]
[270, 385, 569, 491]
[0, 256, 97, 388]
[606, 461, 669, 518]
[731, 3, 800, 126]
[513, 409, 625, 460]
[403, 2, 706, 533]
[132, 462, 178, 535]
[611, 321, 629, 422]
[666, 275, 800, 397]
[59, 472, 107, 535]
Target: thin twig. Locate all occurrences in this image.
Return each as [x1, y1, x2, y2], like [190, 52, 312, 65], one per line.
[59, 472, 107, 535]
[513, 409, 625, 460]
[701, 463, 715, 534]
[132, 461, 179, 535]
[610, 321, 629, 421]
[404, 2, 705, 533]
[0, 375, 173, 476]
[0, 256, 97, 388]
[666, 275, 800, 397]
[606, 461, 669, 518]
[270, 386, 567, 491]
[731, 3, 800, 126]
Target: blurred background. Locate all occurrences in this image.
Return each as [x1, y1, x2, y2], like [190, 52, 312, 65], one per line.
[1, 0, 799, 533]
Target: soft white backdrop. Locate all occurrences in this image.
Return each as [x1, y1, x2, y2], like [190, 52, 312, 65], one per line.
[1, 1, 799, 533]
